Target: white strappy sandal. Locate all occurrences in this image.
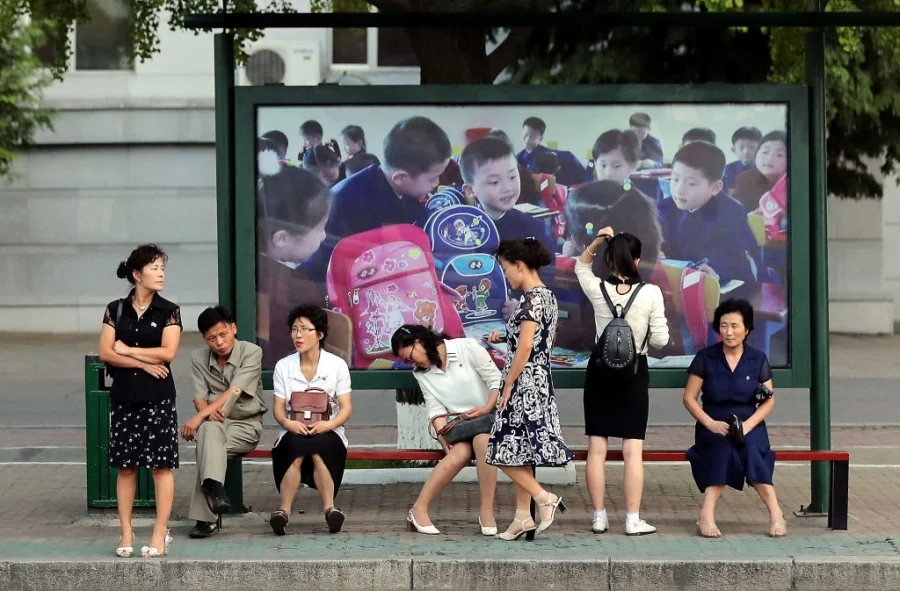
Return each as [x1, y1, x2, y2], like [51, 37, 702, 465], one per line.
[141, 530, 172, 558]
[115, 535, 134, 558]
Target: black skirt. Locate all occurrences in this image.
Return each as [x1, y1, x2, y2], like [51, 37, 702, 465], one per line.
[583, 353, 650, 440]
[271, 431, 347, 496]
[109, 399, 179, 469]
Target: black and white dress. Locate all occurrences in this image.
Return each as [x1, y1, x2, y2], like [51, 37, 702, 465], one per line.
[486, 286, 573, 467]
[104, 292, 183, 469]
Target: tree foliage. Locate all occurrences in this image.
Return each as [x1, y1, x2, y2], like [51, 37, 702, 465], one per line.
[0, 2, 55, 180]
[9, 0, 900, 195]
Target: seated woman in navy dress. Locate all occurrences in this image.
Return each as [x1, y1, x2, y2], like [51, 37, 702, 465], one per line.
[683, 299, 786, 538]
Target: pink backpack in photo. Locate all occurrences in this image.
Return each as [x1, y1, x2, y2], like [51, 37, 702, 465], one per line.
[326, 224, 465, 368]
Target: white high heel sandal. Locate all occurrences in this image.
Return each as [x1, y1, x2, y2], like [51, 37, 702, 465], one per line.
[479, 516, 498, 536]
[406, 510, 440, 535]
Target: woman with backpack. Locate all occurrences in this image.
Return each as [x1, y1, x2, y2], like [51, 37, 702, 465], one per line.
[576, 229, 669, 536]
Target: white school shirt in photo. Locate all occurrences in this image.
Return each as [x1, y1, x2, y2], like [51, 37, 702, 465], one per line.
[272, 349, 352, 448]
[575, 259, 670, 354]
[413, 338, 503, 420]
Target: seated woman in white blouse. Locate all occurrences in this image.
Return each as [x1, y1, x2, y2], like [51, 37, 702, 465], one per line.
[391, 324, 501, 536]
[269, 304, 353, 536]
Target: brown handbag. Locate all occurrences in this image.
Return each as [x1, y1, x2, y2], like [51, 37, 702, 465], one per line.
[289, 387, 330, 427]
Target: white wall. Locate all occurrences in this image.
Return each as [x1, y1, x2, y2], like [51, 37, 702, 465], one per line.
[258, 103, 789, 163]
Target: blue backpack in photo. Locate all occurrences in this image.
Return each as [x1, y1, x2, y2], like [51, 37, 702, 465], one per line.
[425, 186, 465, 214]
[422, 204, 507, 325]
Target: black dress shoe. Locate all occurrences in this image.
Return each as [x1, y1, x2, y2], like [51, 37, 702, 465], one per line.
[189, 520, 220, 539]
[201, 479, 232, 514]
[325, 507, 345, 534]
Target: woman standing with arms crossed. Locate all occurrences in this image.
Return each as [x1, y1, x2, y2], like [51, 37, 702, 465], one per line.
[391, 325, 500, 536]
[576, 229, 669, 536]
[485, 238, 573, 540]
[99, 244, 183, 558]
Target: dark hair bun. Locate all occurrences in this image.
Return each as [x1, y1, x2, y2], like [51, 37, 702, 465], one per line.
[116, 261, 129, 279]
[526, 239, 553, 267]
[495, 238, 553, 271]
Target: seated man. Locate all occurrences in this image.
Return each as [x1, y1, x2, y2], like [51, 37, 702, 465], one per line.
[181, 305, 266, 539]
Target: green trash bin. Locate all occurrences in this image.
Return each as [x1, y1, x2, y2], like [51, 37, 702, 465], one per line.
[85, 355, 156, 508]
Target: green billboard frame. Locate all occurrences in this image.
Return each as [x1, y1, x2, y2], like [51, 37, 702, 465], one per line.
[225, 84, 811, 391]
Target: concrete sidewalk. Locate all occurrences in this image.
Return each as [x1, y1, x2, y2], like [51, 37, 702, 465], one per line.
[1, 458, 899, 590]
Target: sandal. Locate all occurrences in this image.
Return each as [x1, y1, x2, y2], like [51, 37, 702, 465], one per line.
[115, 534, 134, 558]
[535, 492, 567, 535]
[270, 509, 289, 536]
[496, 517, 537, 541]
[769, 519, 787, 537]
[141, 530, 171, 558]
[697, 521, 722, 538]
[325, 507, 345, 534]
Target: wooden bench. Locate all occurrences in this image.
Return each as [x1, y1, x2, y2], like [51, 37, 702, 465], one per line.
[223, 448, 849, 531]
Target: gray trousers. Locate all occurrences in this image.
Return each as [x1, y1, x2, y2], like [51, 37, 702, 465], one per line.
[187, 418, 262, 523]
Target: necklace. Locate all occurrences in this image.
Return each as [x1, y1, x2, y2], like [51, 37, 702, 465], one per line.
[133, 296, 150, 311]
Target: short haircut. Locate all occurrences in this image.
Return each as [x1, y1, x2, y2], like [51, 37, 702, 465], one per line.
[629, 112, 651, 128]
[287, 304, 329, 349]
[459, 136, 515, 185]
[344, 152, 381, 176]
[759, 130, 787, 147]
[197, 305, 235, 334]
[261, 130, 289, 155]
[300, 120, 323, 137]
[257, 166, 330, 247]
[522, 117, 546, 135]
[592, 129, 641, 163]
[486, 128, 512, 146]
[713, 298, 755, 335]
[731, 126, 762, 145]
[495, 238, 553, 271]
[682, 127, 717, 145]
[383, 116, 452, 176]
[533, 151, 560, 175]
[672, 141, 727, 182]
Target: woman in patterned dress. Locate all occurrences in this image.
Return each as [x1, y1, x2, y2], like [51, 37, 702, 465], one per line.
[485, 238, 574, 540]
[99, 244, 183, 558]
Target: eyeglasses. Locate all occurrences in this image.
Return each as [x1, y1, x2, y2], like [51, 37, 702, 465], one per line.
[403, 342, 418, 365]
[290, 326, 318, 335]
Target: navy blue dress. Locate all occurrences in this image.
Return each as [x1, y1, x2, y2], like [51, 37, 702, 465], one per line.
[686, 343, 775, 492]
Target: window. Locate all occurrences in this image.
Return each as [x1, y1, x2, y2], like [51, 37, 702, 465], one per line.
[329, 2, 417, 68]
[75, 0, 132, 71]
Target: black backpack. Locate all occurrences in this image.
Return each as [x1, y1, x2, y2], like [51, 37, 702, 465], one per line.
[595, 282, 648, 373]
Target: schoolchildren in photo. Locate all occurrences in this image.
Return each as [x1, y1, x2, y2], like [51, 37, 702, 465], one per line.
[683, 298, 786, 538]
[391, 325, 501, 536]
[575, 230, 669, 535]
[269, 304, 353, 536]
[99, 244, 183, 559]
[181, 305, 265, 539]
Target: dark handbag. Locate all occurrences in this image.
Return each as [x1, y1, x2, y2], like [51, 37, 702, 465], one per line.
[727, 414, 745, 448]
[289, 387, 330, 428]
[754, 383, 774, 404]
[430, 413, 495, 445]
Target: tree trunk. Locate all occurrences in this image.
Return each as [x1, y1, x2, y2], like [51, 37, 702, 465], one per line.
[405, 27, 496, 84]
[395, 387, 441, 449]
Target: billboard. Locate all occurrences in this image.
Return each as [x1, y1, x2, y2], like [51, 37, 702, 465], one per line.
[251, 99, 791, 374]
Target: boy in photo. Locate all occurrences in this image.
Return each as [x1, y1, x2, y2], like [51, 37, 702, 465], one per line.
[722, 126, 762, 196]
[460, 137, 556, 258]
[658, 141, 758, 285]
[305, 116, 452, 281]
[682, 127, 717, 146]
[517, 116, 553, 171]
[629, 112, 664, 169]
[517, 116, 587, 186]
[297, 119, 341, 162]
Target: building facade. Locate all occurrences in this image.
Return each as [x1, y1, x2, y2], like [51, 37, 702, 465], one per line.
[0, 0, 895, 333]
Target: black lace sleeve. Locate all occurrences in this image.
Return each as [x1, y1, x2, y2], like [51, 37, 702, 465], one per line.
[166, 307, 183, 330]
[103, 305, 115, 329]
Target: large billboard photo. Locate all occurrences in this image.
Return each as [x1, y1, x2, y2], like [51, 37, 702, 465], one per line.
[253, 102, 790, 372]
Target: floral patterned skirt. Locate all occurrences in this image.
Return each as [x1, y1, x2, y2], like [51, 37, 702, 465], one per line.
[109, 399, 179, 470]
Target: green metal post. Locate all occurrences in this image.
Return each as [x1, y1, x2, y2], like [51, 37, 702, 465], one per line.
[215, 32, 237, 313]
[806, 28, 832, 514]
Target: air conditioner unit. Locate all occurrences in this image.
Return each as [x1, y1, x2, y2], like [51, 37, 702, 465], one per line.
[237, 41, 321, 87]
